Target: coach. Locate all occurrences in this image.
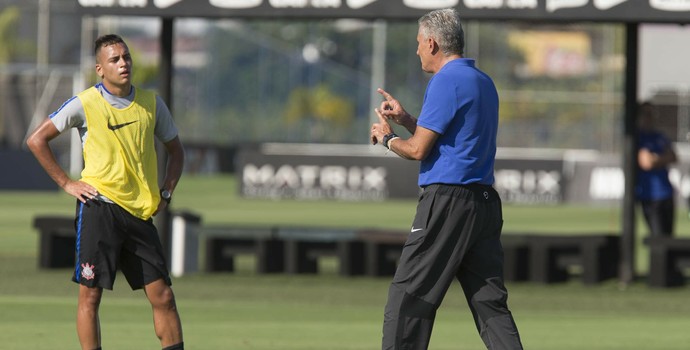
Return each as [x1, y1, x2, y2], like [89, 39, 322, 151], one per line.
[370, 8, 523, 350]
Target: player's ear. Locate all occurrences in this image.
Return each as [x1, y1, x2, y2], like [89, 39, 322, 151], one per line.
[95, 64, 103, 79]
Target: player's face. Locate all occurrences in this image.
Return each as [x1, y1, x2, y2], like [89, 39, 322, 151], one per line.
[96, 43, 133, 95]
[637, 105, 656, 131]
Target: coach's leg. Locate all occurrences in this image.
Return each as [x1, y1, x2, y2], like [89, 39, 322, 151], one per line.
[77, 285, 103, 350]
[382, 246, 441, 350]
[144, 278, 183, 348]
[383, 186, 470, 350]
[458, 232, 522, 350]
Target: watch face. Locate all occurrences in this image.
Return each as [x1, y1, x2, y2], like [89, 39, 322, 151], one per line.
[161, 190, 171, 199]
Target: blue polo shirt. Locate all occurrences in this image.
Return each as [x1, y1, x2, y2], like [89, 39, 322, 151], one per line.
[416, 58, 499, 187]
[636, 130, 674, 201]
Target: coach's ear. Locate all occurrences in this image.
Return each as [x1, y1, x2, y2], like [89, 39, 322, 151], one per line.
[430, 37, 440, 55]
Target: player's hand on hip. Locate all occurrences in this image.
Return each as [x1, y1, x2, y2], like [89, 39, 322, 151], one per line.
[152, 200, 167, 216]
[64, 180, 99, 203]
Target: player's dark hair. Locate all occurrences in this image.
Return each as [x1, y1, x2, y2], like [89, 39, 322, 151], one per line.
[418, 8, 465, 56]
[638, 101, 656, 119]
[94, 34, 126, 57]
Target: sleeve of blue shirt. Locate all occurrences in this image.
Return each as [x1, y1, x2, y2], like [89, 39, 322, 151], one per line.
[417, 73, 460, 135]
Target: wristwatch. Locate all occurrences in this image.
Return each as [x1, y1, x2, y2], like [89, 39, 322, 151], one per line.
[160, 189, 172, 204]
[382, 133, 399, 149]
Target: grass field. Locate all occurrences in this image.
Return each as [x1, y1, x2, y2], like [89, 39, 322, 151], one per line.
[2, 175, 690, 349]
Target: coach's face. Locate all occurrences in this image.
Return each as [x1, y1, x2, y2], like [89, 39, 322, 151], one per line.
[416, 27, 435, 74]
[96, 42, 133, 96]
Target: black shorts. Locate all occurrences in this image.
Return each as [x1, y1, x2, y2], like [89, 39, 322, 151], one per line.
[72, 199, 172, 290]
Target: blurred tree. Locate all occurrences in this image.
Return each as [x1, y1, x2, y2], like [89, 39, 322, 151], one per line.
[130, 48, 158, 89]
[284, 84, 354, 142]
[0, 6, 20, 62]
[0, 6, 35, 148]
[148, 17, 623, 150]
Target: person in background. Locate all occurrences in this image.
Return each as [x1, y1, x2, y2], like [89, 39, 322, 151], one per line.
[26, 34, 185, 350]
[636, 101, 677, 237]
[369, 8, 523, 350]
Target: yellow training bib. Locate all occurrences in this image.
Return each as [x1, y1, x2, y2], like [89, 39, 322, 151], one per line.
[79, 86, 160, 220]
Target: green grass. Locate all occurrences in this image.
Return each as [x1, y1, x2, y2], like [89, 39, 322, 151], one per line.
[2, 175, 690, 349]
[2, 257, 690, 349]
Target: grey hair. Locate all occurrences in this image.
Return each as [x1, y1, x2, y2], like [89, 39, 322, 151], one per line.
[418, 8, 465, 56]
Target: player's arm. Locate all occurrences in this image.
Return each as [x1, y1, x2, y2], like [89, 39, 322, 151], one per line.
[26, 119, 97, 202]
[660, 143, 678, 166]
[154, 96, 185, 197]
[153, 95, 185, 215]
[160, 136, 184, 194]
[638, 141, 677, 171]
[153, 136, 184, 216]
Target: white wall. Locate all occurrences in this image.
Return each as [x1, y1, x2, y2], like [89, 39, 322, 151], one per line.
[639, 24, 690, 101]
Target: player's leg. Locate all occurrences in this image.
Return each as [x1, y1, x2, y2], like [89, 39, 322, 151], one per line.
[119, 209, 183, 349]
[641, 200, 665, 236]
[144, 279, 184, 348]
[73, 200, 120, 350]
[77, 285, 103, 350]
[658, 197, 675, 236]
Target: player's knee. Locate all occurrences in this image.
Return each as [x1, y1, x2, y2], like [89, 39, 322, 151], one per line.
[79, 287, 102, 308]
[161, 288, 177, 308]
[151, 286, 177, 310]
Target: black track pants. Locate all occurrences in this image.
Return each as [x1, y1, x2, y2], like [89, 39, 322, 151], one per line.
[382, 184, 523, 350]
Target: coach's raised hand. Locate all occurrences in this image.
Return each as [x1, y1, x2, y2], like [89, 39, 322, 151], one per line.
[370, 107, 393, 146]
[377, 88, 417, 134]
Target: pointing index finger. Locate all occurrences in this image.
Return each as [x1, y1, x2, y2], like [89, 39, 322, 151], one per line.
[377, 88, 393, 101]
[375, 108, 386, 122]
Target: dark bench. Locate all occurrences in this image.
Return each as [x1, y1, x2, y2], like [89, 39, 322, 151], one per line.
[203, 226, 367, 275]
[202, 226, 284, 273]
[33, 216, 76, 268]
[277, 228, 364, 275]
[350, 231, 619, 284]
[645, 236, 690, 287]
[356, 230, 408, 277]
[522, 234, 620, 284]
[352, 232, 619, 284]
[198, 224, 622, 285]
[501, 235, 530, 282]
